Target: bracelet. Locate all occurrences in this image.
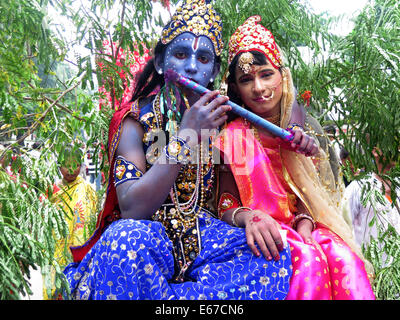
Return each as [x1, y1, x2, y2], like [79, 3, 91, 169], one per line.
[287, 123, 304, 132]
[232, 206, 252, 227]
[164, 136, 192, 165]
[292, 213, 316, 231]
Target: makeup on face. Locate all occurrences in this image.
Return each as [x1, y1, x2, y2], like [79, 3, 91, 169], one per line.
[163, 32, 216, 87]
[234, 62, 283, 116]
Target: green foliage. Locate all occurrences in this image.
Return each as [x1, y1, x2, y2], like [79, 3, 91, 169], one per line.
[364, 228, 400, 300]
[0, 155, 69, 299]
[0, 0, 108, 299]
[360, 187, 400, 300]
[50, 0, 179, 109]
[309, 0, 400, 185]
[214, 0, 332, 78]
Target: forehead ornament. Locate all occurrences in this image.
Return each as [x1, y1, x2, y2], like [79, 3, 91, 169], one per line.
[238, 52, 254, 74]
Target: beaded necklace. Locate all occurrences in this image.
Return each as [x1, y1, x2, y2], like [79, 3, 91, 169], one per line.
[170, 138, 205, 229]
[150, 90, 216, 278]
[266, 112, 281, 127]
[153, 92, 212, 232]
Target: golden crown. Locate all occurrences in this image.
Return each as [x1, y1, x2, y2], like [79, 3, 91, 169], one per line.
[228, 15, 282, 68]
[161, 0, 224, 56]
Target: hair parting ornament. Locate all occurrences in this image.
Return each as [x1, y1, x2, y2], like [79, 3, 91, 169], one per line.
[228, 15, 283, 73]
[238, 52, 255, 74]
[161, 0, 224, 57]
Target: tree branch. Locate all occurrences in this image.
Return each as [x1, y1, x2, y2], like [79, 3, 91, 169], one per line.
[0, 71, 87, 162]
[24, 93, 85, 122]
[320, 65, 367, 89]
[64, 58, 97, 74]
[114, 0, 127, 63]
[42, 96, 85, 121]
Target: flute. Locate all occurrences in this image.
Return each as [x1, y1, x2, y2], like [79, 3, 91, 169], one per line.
[165, 69, 294, 141]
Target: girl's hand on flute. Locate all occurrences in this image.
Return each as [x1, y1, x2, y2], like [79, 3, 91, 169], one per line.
[290, 129, 319, 156]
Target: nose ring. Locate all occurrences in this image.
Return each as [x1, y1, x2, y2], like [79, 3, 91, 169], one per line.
[263, 90, 274, 101]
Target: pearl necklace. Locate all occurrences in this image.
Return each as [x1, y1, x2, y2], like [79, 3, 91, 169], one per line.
[153, 91, 211, 231]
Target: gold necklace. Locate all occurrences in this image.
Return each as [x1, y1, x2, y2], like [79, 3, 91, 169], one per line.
[265, 112, 281, 126]
[153, 92, 163, 128]
[170, 144, 206, 231]
[245, 111, 281, 143]
[251, 124, 262, 146]
[252, 113, 280, 143]
[153, 91, 212, 230]
[183, 95, 190, 110]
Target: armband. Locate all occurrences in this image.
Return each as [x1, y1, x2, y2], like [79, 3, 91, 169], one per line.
[217, 192, 241, 219]
[114, 156, 143, 187]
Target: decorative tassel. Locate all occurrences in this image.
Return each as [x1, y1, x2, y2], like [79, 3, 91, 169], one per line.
[174, 85, 182, 113]
[160, 76, 188, 135]
[159, 92, 165, 115]
[164, 86, 172, 111]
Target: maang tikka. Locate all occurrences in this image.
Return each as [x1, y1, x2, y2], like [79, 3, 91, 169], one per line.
[238, 52, 255, 74]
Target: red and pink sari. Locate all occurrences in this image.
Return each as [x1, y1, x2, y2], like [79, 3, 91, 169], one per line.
[215, 118, 375, 300]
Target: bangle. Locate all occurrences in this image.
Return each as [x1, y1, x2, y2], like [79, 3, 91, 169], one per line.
[164, 136, 192, 165]
[287, 123, 304, 132]
[292, 213, 316, 231]
[232, 206, 252, 227]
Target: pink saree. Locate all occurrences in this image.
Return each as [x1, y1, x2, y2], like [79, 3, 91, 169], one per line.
[215, 118, 375, 300]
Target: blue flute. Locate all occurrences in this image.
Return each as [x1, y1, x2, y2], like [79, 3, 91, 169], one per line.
[165, 69, 294, 141]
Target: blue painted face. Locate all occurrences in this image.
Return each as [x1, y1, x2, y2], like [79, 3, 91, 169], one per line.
[162, 32, 217, 87]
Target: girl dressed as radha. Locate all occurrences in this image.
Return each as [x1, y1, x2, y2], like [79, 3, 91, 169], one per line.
[215, 15, 375, 300]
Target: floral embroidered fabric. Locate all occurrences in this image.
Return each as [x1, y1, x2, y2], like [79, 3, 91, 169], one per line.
[64, 211, 292, 300]
[62, 98, 293, 300]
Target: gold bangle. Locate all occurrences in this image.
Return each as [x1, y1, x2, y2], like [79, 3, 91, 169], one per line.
[232, 206, 252, 227]
[287, 123, 304, 132]
[292, 213, 316, 231]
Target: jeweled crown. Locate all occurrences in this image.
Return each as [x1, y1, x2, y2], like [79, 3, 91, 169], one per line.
[161, 0, 223, 56]
[228, 15, 282, 68]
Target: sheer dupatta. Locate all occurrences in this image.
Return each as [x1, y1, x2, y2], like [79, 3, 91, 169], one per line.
[214, 67, 374, 278]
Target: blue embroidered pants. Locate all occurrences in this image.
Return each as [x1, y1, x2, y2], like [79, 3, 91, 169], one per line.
[64, 212, 292, 300]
